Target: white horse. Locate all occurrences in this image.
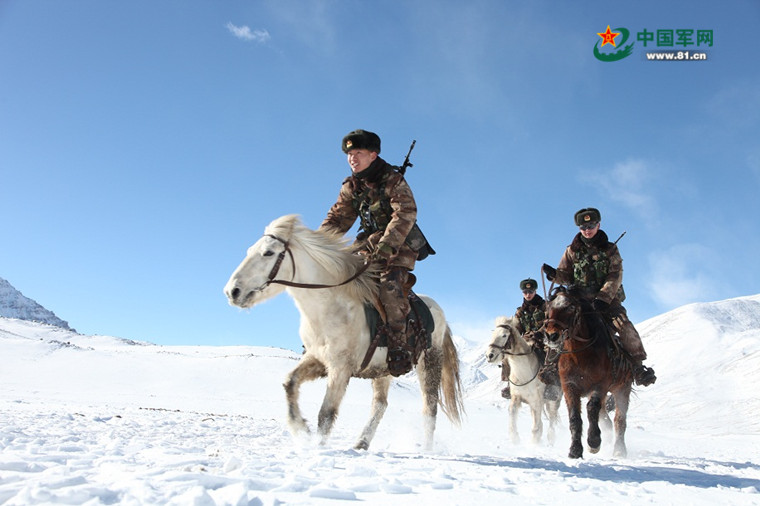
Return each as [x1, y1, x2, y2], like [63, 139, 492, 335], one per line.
[224, 215, 464, 450]
[486, 316, 560, 445]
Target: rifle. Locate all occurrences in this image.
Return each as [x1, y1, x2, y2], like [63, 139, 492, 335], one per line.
[614, 231, 627, 245]
[397, 139, 435, 259]
[399, 140, 416, 175]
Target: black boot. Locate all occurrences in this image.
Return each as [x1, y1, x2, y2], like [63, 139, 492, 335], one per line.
[387, 346, 412, 377]
[539, 362, 559, 386]
[634, 364, 656, 386]
[544, 384, 562, 401]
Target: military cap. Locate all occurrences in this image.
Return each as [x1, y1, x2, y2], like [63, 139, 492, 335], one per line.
[342, 129, 381, 154]
[519, 278, 538, 291]
[574, 207, 601, 226]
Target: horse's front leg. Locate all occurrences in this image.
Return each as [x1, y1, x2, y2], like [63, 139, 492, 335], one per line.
[586, 394, 602, 454]
[545, 397, 561, 447]
[565, 388, 584, 459]
[599, 393, 614, 432]
[509, 397, 521, 444]
[530, 397, 544, 445]
[354, 376, 391, 450]
[283, 355, 327, 436]
[417, 346, 443, 450]
[612, 388, 631, 458]
[317, 367, 352, 445]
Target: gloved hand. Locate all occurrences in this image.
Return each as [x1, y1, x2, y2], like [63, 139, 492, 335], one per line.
[372, 243, 394, 263]
[542, 263, 557, 281]
[592, 298, 610, 313]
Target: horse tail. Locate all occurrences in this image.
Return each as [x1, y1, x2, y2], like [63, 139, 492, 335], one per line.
[440, 324, 465, 426]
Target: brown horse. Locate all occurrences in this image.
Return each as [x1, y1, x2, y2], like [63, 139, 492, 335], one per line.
[543, 287, 633, 459]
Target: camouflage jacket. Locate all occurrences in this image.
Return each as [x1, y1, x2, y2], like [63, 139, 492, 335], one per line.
[515, 295, 546, 336]
[319, 157, 418, 270]
[554, 229, 623, 304]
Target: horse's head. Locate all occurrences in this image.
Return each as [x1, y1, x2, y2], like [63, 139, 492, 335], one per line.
[543, 289, 577, 350]
[486, 316, 520, 363]
[224, 215, 301, 308]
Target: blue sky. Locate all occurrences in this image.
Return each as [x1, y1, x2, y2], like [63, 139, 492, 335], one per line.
[1, 0, 758, 351]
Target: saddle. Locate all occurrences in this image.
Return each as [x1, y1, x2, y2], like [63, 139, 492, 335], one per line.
[360, 291, 435, 372]
[580, 304, 635, 379]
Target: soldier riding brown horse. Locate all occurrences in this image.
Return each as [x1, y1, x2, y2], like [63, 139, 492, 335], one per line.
[544, 287, 632, 458]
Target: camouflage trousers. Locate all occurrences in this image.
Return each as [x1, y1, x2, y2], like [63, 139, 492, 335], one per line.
[379, 267, 411, 339]
[608, 302, 647, 361]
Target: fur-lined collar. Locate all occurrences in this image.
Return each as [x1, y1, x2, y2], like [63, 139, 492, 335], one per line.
[569, 229, 610, 252]
[521, 294, 545, 310]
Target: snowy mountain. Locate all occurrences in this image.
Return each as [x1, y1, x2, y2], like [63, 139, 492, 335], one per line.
[1, 294, 759, 504]
[0, 276, 74, 331]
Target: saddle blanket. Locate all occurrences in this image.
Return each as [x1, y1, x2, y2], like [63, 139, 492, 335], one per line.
[363, 292, 434, 350]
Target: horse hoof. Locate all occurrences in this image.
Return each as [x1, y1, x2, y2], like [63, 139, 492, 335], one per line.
[569, 444, 583, 459]
[354, 440, 369, 451]
[589, 446, 600, 454]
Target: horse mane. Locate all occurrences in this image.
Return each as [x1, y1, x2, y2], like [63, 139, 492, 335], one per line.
[494, 315, 519, 333]
[265, 215, 379, 304]
[493, 315, 523, 344]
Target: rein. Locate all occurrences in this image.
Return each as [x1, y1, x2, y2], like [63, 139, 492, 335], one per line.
[543, 305, 598, 356]
[264, 234, 371, 290]
[490, 324, 540, 386]
[489, 324, 534, 356]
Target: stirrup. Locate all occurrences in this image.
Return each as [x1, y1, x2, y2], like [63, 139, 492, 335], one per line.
[634, 365, 657, 386]
[387, 347, 412, 377]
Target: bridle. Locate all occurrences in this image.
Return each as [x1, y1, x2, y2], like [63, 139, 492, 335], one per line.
[264, 234, 296, 286]
[489, 324, 539, 387]
[260, 234, 370, 290]
[489, 324, 534, 356]
[542, 297, 597, 355]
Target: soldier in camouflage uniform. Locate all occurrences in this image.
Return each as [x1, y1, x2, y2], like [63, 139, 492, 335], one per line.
[542, 208, 656, 387]
[320, 130, 419, 377]
[501, 279, 561, 400]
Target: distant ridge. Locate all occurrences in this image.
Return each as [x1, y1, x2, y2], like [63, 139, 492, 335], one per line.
[0, 277, 74, 331]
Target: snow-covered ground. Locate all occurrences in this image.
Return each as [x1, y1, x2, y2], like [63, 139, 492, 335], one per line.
[2, 295, 760, 505]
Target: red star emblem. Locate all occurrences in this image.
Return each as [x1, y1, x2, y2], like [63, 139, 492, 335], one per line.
[597, 25, 620, 47]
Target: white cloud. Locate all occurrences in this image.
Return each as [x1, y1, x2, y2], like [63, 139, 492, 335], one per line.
[226, 22, 271, 43]
[705, 80, 760, 128]
[582, 158, 659, 222]
[647, 244, 722, 309]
